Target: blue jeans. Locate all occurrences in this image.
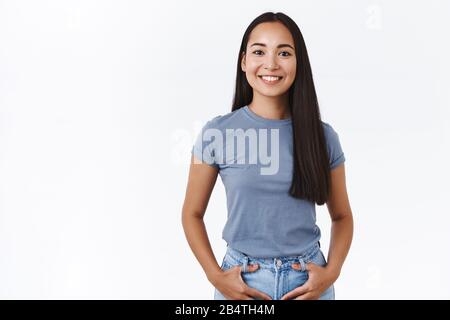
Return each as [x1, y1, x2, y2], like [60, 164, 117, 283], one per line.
[214, 242, 335, 300]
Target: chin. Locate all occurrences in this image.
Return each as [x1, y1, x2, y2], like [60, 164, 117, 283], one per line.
[256, 88, 286, 97]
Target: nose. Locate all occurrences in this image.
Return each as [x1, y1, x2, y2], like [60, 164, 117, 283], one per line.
[264, 63, 279, 70]
[264, 53, 279, 70]
[265, 65, 279, 71]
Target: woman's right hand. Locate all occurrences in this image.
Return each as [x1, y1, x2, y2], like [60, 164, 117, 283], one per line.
[213, 264, 273, 300]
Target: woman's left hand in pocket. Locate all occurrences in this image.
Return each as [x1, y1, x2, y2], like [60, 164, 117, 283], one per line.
[280, 263, 338, 300]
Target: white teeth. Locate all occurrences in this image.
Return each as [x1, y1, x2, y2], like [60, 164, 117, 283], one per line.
[261, 76, 281, 81]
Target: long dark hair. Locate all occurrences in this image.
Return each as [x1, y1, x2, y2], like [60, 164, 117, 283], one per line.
[232, 12, 331, 205]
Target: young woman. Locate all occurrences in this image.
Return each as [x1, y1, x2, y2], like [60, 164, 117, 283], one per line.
[181, 12, 353, 300]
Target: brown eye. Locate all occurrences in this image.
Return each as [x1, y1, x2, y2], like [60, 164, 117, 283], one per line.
[252, 50, 263, 55]
[279, 51, 292, 57]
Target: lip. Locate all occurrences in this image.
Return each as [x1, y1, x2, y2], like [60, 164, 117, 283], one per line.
[258, 75, 283, 85]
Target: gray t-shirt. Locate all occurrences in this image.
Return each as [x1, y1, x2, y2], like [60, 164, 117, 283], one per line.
[191, 105, 345, 258]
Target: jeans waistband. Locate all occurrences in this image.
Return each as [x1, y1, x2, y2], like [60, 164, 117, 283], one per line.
[224, 242, 321, 273]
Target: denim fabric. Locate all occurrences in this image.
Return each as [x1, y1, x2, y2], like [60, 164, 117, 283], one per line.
[214, 242, 335, 300]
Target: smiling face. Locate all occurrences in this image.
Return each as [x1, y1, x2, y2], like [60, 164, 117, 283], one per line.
[241, 21, 297, 98]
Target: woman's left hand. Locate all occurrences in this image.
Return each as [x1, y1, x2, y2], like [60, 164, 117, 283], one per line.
[280, 263, 338, 300]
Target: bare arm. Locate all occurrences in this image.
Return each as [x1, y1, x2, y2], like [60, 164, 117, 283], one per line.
[181, 154, 222, 284]
[325, 163, 354, 279]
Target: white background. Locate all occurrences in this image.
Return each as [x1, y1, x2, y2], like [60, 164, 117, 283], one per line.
[1, 0, 449, 299]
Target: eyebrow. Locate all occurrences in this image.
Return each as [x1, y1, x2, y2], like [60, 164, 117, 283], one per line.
[250, 42, 295, 50]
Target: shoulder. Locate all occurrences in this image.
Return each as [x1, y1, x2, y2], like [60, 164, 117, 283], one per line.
[201, 107, 245, 130]
[320, 120, 345, 168]
[321, 120, 337, 133]
[320, 120, 343, 149]
[320, 120, 341, 139]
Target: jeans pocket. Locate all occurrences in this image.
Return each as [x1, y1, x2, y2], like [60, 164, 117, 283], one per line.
[219, 255, 231, 271]
[221, 254, 241, 271]
[308, 249, 327, 267]
[221, 261, 232, 271]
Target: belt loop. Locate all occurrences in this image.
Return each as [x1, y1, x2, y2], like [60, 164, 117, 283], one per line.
[242, 256, 249, 273]
[299, 258, 306, 272]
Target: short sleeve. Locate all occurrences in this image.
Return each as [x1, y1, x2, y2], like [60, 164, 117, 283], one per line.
[191, 118, 220, 169]
[322, 122, 345, 170]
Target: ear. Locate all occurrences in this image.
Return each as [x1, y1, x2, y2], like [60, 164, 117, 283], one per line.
[241, 52, 246, 72]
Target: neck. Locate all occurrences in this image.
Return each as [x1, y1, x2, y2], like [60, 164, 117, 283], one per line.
[247, 93, 291, 120]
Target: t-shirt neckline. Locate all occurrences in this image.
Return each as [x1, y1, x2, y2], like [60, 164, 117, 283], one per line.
[242, 105, 292, 126]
